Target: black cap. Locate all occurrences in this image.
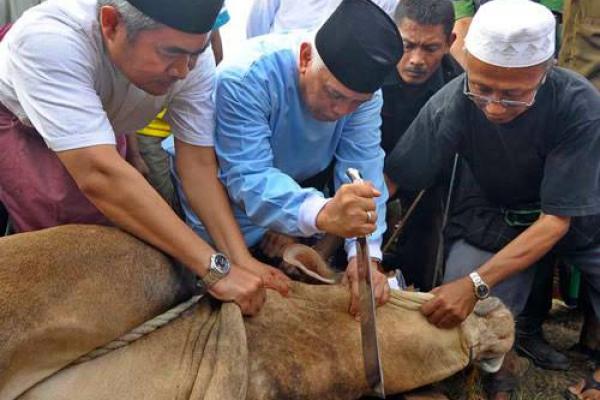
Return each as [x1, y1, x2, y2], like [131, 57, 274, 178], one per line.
[125, 0, 224, 34]
[315, 0, 403, 94]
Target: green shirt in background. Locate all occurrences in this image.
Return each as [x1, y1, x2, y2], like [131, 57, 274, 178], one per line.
[452, 0, 563, 20]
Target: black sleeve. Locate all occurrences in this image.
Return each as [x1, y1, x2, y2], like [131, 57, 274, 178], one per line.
[384, 80, 463, 191]
[542, 118, 600, 217]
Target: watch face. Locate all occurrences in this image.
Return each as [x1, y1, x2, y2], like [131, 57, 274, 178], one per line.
[213, 254, 230, 274]
[476, 284, 490, 299]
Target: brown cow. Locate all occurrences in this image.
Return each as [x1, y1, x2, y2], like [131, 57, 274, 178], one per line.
[0, 225, 514, 400]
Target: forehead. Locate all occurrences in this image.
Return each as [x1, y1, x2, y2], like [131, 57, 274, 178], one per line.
[319, 67, 373, 101]
[135, 25, 210, 50]
[466, 53, 546, 90]
[398, 18, 447, 43]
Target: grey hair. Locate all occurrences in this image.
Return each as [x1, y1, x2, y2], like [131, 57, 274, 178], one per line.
[97, 0, 163, 40]
[308, 36, 326, 74]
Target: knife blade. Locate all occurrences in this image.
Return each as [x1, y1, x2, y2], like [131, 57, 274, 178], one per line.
[346, 167, 385, 398]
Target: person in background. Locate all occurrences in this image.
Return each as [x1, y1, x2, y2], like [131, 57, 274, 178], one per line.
[449, 0, 563, 68]
[379, 0, 461, 291]
[246, 0, 398, 38]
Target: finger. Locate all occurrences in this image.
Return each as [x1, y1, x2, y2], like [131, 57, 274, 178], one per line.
[363, 180, 382, 197]
[427, 306, 448, 327]
[250, 288, 267, 316]
[350, 197, 377, 213]
[345, 182, 381, 199]
[420, 297, 439, 317]
[437, 313, 461, 330]
[373, 276, 387, 306]
[266, 273, 291, 296]
[361, 222, 378, 235]
[341, 270, 350, 286]
[379, 281, 391, 306]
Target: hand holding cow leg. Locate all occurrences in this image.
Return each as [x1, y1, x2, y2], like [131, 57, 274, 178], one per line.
[208, 265, 266, 316]
[237, 255, 291, 296]
[343, 257, 390, 318]
[316, 183, 380, 238]
[420, 277, 477, 329]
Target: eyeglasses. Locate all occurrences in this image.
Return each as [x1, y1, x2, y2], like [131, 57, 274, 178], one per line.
[463, 73, 547, 109]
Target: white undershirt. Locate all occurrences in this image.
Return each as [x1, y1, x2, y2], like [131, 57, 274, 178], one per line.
[0, 0, 216, 151]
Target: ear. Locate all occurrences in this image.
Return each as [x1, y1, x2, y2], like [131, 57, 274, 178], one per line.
[99, 6, 121, 43]
[447, 32, 457, 48]
[298, 42, 312, 74]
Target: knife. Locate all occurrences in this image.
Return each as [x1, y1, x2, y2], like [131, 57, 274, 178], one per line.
[346, 167, 385, 398]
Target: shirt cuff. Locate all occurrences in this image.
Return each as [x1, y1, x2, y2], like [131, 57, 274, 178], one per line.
[298, 194, 331, 237]
[345, 236, 383, 261]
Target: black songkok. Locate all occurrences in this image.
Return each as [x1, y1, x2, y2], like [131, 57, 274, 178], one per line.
[125, 0, 224, 34]
[315, 0, 403, 94]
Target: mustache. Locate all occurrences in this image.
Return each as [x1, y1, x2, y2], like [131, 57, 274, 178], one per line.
[404, 67, 427, 74]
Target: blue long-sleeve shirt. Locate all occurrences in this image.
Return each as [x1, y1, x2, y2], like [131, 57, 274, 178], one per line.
[168, 32, 388, 259]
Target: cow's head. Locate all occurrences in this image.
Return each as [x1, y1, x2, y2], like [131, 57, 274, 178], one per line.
[461, 297, 515, 373]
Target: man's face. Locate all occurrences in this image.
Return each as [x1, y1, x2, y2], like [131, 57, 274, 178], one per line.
[397, 18, 454, 85]
[100, 6, 210, 96]
[298, 43, 373, 122]
[465, 53, 548, 124]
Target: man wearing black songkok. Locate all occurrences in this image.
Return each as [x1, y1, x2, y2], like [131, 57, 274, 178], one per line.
[0, 0, 280, 316]
[166, 0, 404, 313]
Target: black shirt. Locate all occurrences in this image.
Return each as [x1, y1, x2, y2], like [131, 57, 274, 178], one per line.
[385, 67, 600, 250]
[381, 55, 463, 155]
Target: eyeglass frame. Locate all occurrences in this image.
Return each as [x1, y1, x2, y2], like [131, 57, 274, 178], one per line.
[463, 71, 547, 109]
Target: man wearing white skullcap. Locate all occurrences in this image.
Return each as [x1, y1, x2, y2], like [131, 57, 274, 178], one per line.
[385, 0, 600, 396]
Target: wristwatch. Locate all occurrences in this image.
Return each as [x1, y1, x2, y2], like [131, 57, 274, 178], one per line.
[468, 271, 490, 300]
[200, 253, 231, 288]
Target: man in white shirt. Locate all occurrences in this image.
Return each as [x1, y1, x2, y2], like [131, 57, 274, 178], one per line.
[246, 0, 399, 38]
[0, 0, 280, 316]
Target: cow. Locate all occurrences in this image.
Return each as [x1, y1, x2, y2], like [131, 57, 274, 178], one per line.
[0, 225, 514, 400]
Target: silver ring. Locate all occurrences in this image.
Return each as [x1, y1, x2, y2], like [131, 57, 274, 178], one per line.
[366, 210, 373, 223]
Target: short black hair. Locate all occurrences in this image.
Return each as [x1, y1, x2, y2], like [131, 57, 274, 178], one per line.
[394, 0, 455, 38]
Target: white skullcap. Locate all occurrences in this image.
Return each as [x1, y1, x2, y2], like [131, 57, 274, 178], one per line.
[465, 0, 555, 68]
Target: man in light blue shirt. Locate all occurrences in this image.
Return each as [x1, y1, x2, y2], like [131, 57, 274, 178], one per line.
[167, 0, 403, 314]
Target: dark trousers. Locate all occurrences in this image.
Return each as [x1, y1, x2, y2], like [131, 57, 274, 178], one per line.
[515, 257, 554, 336]
[0, 202, 7, 234]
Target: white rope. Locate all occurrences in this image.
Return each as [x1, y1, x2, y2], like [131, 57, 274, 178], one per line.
[71, 294, 203, 365]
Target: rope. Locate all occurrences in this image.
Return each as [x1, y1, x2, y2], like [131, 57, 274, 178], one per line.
[71, 294, 203, 366]
[382, 189, 426, 253]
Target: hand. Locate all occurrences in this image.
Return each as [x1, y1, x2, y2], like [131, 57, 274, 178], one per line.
[207, 265, 266, 317]
[420, 277, 477, 329]
[259, 230, 297, 259]
[342, 257, 390, 318]
[237, 255, 291, 297]
[316, 182, 380, 238]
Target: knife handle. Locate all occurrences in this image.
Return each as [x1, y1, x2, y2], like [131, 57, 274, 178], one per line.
[346, 168, 364, 184]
